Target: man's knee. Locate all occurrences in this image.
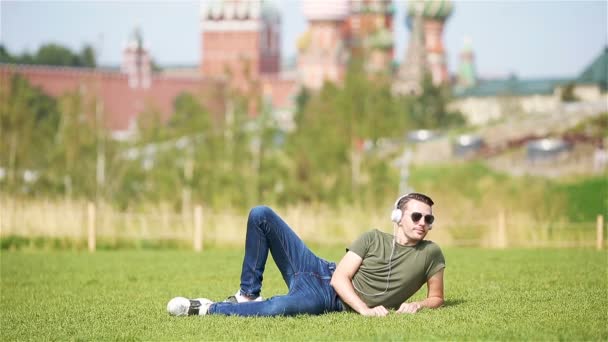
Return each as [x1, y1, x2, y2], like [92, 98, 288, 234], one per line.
[248, 205, 274, 222]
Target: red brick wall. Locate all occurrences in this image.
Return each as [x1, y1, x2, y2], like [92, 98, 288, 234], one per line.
[260, 75, 298, 109]
[1, 65, 226, 132]
[201, 30, 260, 81]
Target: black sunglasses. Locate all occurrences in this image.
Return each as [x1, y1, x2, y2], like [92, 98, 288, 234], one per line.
[410, 212, 435, 225]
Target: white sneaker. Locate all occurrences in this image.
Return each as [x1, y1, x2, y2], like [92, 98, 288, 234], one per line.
[167, 297, 214, 316]
[224, 290, 264, 303]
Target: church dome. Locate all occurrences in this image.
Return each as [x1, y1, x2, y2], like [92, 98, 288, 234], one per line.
[301, 0, 349, 21]
[350, 0, 395, 15]
[407, 0, 453, 19]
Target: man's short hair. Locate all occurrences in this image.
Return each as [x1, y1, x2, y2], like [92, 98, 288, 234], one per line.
[397, 192, 434, 211]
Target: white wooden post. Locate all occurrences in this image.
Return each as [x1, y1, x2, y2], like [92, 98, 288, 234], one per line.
[194, 205, 203, 252]
[497, 210, 507, 249]
[87, 202, 96, 252]
[597, 215, 604, 250]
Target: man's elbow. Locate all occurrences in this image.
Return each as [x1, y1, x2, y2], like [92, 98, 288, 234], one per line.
[330, 274, 339, 289]
[330, 272, 347, 290]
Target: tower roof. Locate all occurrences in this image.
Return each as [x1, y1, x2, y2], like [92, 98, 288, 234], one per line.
[453, 77, 570, 98]
[127, 27, 144, 50]
[577, 46, 608, 90]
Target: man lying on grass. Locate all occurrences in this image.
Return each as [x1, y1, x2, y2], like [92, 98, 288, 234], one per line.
[167, 192, 445, 317]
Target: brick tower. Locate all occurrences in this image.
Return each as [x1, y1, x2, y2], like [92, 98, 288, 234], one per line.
[121, 27, 152, 89]
[200, 0, 280, 89]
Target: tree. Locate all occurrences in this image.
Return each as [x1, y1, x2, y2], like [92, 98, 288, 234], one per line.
[285, 59, 408, 206]
[170, 93, 214, 208]
[79, 45, 97, 68]
[0, 43, 96, 67]
[403, 74, 465, 129]
[0, 45, 14, 63]
[54, 90, 98, 197]
[169, 93, 212, 136]
[36, 44, 76, 66]
[0, 74, 61, 191]
[112, 92, 227, 208]
[560, 82, 580, 102]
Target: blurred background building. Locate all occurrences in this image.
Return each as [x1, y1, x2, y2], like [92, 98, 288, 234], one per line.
[1, 0, 606, 137]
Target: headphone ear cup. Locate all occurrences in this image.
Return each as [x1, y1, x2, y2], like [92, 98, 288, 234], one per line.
[390, 209, 402, 223]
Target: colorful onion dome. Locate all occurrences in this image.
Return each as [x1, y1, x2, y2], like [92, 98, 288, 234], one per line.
[407, 0, 453, 19]
[350, 0, 395, 15]
[301, 0, 349, 21]
[297, 31, 312, 52]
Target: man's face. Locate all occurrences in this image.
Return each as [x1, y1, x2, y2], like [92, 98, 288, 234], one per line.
[398, 199, 433, 244]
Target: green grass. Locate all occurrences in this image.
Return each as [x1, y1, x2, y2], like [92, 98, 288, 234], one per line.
[553, 177, 608, 222]
[2, 248, 607, 341]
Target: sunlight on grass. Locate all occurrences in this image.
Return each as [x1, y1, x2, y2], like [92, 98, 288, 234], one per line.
[1, 249, 606, 340]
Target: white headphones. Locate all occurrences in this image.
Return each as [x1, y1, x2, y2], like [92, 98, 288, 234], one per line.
[391, 193, 433, 229]
[390, 194, 409, 223]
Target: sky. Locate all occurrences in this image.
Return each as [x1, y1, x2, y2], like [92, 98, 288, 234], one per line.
[1, 0, 607, 79]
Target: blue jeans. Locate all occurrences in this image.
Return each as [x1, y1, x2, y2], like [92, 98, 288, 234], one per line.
[208, 206, 345, 316]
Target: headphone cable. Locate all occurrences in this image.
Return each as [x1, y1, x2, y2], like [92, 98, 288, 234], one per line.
[352, 223, 397, 297]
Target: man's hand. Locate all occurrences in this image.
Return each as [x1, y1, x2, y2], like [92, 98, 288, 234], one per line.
[396, 302, 422, 314]
[396, 269, 445, 315]
[361, 305, 390, 317]
[332, 252, 389, 316]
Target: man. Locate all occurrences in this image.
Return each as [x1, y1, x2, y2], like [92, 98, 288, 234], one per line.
[167, 192, 445, 317]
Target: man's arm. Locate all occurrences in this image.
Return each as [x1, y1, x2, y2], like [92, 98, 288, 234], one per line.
[330, 251, 389, 317]
[396, 269, 445, 314]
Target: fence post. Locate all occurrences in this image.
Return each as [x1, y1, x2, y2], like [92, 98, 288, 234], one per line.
[87, 202, 96, 252]
[0, 199, 3, 237]
[496, 210, 507, 249]
[194, 205, 203, 252]
[597, 215, 604, 250]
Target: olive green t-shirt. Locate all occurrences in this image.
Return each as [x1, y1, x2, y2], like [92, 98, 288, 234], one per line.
[347, 229, 446, 310]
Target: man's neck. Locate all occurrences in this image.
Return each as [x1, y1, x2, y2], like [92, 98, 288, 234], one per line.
[396, 234, 420, 246]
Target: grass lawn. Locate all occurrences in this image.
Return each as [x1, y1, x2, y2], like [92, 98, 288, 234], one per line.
[1, 247, 607, 341]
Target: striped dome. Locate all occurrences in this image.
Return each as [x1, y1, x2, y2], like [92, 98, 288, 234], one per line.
[407, 0, 453, 19]
[350, 0, 395, 15]
[302, 0, 349, 21]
